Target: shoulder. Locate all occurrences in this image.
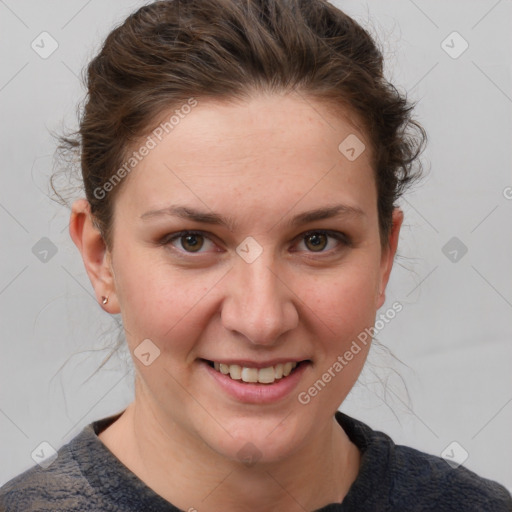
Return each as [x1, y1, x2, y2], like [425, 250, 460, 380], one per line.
[336, 412, 512, 512]
[0, 427, 100, 512]
[391, 443, 512, 512]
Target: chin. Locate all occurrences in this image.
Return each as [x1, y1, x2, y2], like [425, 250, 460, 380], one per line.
[198, 410, 310, 466]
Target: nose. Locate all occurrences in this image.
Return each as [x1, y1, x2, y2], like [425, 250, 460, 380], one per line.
[220, 252, 299, 346]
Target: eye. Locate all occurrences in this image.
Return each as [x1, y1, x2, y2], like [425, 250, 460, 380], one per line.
[159, 229, 350, 256]
[163, 231, 218, 253]
[294, 230, 350, 254]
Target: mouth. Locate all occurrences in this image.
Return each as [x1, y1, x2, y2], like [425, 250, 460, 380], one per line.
[202, 359, 310, 385]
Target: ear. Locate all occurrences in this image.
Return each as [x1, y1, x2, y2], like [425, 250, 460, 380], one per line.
[376, 208, 403, 309]
[69, 199, 120, 313]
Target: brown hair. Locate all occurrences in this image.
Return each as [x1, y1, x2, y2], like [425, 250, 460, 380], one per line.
[55, 0, 426, 250]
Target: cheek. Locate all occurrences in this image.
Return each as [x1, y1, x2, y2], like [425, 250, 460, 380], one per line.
[114, 244, 381, 357]
[303, 268, 379, 388]
[114, 252, 226, 348]
[302, 263, 381, 340]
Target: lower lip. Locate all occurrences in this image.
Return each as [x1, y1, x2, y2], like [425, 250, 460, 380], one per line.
[200, 360, 310, 404]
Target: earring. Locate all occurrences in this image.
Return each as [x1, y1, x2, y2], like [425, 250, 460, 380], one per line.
[101, 296, 109, 305]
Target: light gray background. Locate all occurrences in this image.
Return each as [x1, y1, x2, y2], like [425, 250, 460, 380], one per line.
[1, 0, 511, 493]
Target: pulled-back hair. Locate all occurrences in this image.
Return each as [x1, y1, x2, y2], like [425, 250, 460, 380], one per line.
[55, 0, 426, 249]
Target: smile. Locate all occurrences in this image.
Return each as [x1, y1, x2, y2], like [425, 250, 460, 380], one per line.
[207, 361, 301, 384]
[201, 358, 311, 403]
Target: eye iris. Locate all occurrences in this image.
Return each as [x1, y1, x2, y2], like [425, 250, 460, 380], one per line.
[305, 233, 327, 252]
[182, 234, 204, 252]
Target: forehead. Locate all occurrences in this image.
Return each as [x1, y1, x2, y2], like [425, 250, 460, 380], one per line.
[114, 92, 377, 225]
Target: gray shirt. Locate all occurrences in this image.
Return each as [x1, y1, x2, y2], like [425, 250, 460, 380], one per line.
[1, 411, 511, 511]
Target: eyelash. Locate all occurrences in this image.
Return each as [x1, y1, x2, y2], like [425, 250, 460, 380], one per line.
[158, 229, 351, 257]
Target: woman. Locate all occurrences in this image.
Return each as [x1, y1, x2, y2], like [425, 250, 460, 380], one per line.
[1, 0, 510, 510]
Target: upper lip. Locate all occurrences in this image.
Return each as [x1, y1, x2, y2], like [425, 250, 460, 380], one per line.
[201, 358, 310, 369]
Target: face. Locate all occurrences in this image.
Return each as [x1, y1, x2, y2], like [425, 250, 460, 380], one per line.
[75, 92, 401, 463]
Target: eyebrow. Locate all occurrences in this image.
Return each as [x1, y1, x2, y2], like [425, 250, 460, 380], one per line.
[140, 203, 365, 230]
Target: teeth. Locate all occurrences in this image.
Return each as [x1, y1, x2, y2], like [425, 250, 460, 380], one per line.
[229, 364, 242, 380]
[258, 366, 276, 384]
[210, 361, 299, 384]
[241, 367, 258, 383]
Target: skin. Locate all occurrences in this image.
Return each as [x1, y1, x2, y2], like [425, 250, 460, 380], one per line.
[70, 91, 403, 512]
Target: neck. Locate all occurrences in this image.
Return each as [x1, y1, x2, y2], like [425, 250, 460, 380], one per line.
[99, 399, 360, 512]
